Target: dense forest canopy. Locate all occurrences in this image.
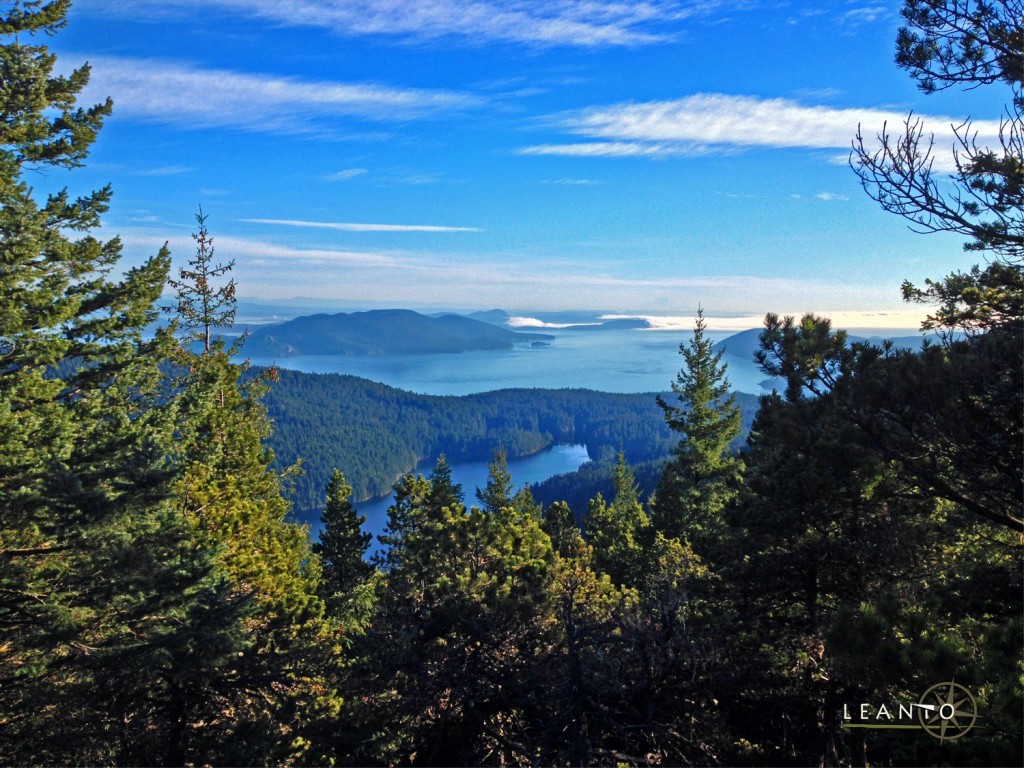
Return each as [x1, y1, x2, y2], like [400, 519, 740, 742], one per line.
[260, 366, 759, 511]
[0, 2, 1020, 766]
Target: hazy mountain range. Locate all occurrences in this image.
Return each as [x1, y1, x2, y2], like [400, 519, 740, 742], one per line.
[240, 307, 937, 360]
[243, 309, 554, 357]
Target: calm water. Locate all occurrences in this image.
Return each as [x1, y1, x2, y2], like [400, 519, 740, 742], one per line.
[269, 327, 771, 550]
[248, 327, 771, 396]
[310, 444, 592, 554]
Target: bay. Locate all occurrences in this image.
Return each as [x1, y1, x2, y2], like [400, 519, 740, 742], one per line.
[311, 444, 591, 555]
[266, 326, 766, 551]
[247, 327, 771, 396]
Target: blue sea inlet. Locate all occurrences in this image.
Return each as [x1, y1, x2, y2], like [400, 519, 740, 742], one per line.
[247, 327, 771, 396]
[307, 444, 591, 553]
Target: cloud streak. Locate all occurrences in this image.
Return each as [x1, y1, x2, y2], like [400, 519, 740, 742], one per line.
[90, 0, 732, 47]
[79, 56, 481, 136]
[242, 218, 482, 233]
[521, 93, 1004, 168]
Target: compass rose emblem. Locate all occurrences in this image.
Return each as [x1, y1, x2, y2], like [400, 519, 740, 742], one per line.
[914, 682, 979, 741]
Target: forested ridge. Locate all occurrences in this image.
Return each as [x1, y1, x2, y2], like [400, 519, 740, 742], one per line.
[260, 366, 758, 511]
[244, 309, 554, 357]
[1, 2, 1021, 767]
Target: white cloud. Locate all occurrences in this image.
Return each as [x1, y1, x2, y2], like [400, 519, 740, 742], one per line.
[522, 93, 1004, 169]
[325, 168, 368, 181]
[115, 229, 405, 268]
[78, 56, 481, 136]
[815, 192, 849, 201]
[89, 0, 735, 47]
[602, 309, 926, 331]
[507, 316, 601, 328]
[840, 5, 890, 27]
[520, 141, 716, 157]
[544, 178, 604, 185]
[242, 218, 482, 233]
[133, 165, 194, 176]
[114, 225, 922, 318]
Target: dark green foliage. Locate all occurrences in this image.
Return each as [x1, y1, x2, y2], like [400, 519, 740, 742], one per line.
[541, 500, 579, 556]
[585, 452, 650, 588]
[168, 289, 340, 765]
[261, 366, 761, 518]
[652, 309, 743, 545]
[532, 456, 666, 521]
[313, 470, 372, 608]
[476, 447, 514, 513]
[719, 314, 1023, 766]
[895, 0, 1023, 101]
[0, 6, 253, 763]
[357, 456, 557, 765]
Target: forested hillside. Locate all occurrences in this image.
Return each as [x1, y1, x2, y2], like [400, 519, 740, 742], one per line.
[2, 3, 1020, 767]
[244, 309, 553, 356]
[260, 367, 759, 511]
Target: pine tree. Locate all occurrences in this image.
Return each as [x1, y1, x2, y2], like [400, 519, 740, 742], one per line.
[362, 455, 556, 764]
[652, 308, 743, 545]
[313, 469, 372, 608]
[585, 451, 650, 587]
[0, 5, 251, 763]
[427, 453, 464, 515]
[167, 207, 236, 353]
[476, 447, 514, 513]
[541, 500, 580, 557]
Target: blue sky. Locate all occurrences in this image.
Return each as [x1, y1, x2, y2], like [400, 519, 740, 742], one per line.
[50, 0, 1005, 329]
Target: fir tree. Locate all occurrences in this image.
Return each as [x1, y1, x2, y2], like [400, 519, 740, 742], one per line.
[585, 451, 649, 588]
[476, 447, 514, 513]
[0, 4, 251, 763]
[652, 308, 743, 545]
[167, 207, 236, 354]
[313, 469, 372, 606]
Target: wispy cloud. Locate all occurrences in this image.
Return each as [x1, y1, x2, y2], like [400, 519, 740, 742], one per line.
[133, 165, 194, 176]
[242, 218, 482, 233]
[520, 93, 1004, 168]
[90, 0, 737, 47]
[116, 229, 404, 268]
[839, 5, 890, 28]
[324, 168, 368, 181]
[78, 56, 482, 136]
[114, 225, 917, 317]
[815, 192, 849, 201]
[521, 141, 718, 157]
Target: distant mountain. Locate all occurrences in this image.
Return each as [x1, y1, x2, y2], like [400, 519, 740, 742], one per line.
[244, 309, 554, 357]
[711, 327, 940, 361]
[711, 328, 767, 360]
[562, 317, 651, 331]
[464, 309, 510, 326]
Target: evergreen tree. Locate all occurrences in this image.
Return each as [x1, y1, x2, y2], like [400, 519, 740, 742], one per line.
[853, 0, 1022, 262]
[165, 214, 341, 764]
[427, 452, 463, 515]
[166, 207, 236, 353]
[652, 308, 742, 545]
[541, 499, 579, 557]
[361, 455, 556, 765]
[585, 451, 650, 588]
[475, 447, 514, 513]
[313, 469, 372, 608]
[0, 5, 251, 763]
